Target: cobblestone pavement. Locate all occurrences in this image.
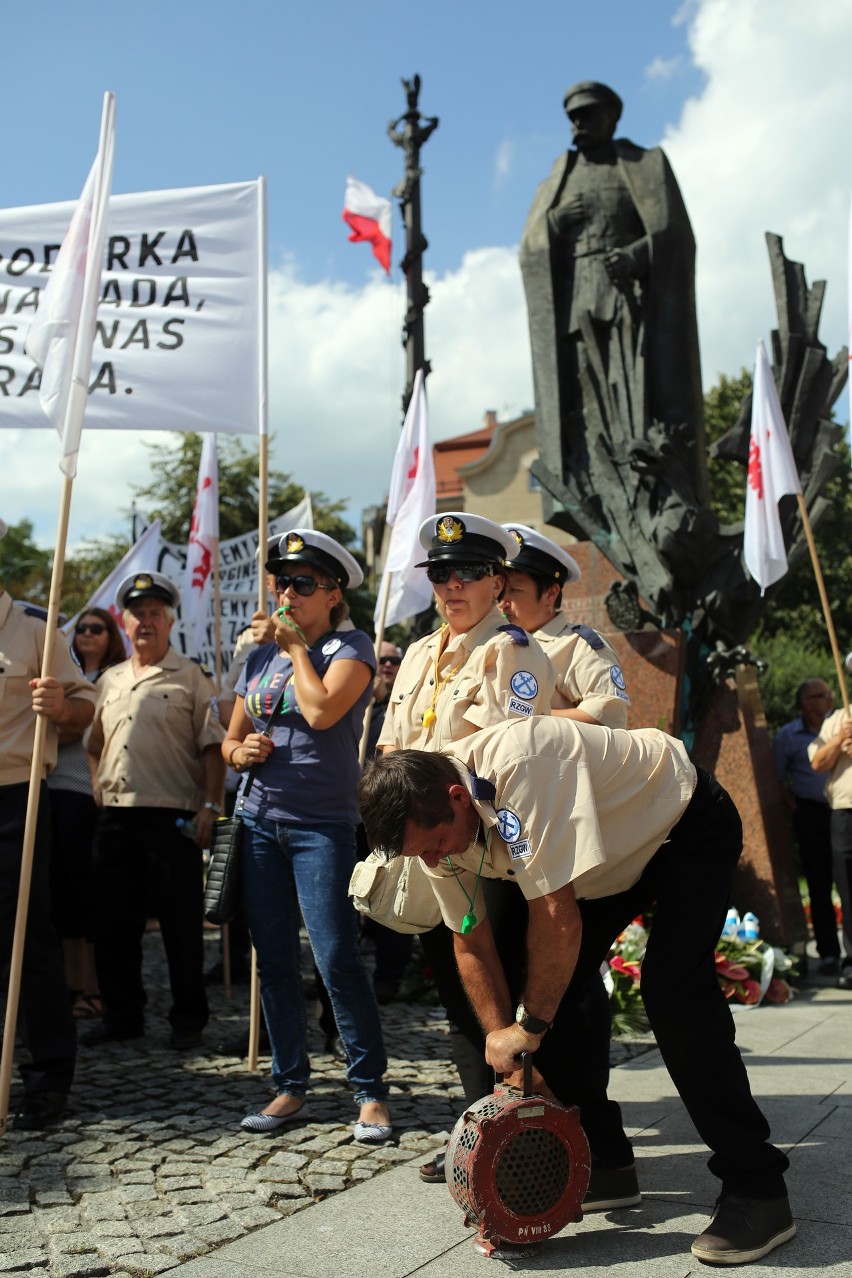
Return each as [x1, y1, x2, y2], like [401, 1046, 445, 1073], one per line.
[1, 930, 655, 1278]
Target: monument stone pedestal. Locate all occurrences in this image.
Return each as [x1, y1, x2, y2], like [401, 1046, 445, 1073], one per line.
[562, 542, 807, 952]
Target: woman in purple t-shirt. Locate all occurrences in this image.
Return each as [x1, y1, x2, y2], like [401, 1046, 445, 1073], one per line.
[222, 529, 390, 1143]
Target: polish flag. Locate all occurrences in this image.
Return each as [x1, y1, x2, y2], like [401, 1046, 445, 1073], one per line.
[743, 340, 801, 594]
[376, 368, 436, 627]
[343, 176, 392, 274]
[184, 433, 220, 651]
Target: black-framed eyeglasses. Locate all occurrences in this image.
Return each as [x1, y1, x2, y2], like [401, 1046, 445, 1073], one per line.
[378, 655, 402, 667]
[275, 574, 334, 596]
[425, 562, 495, 584]
[75, 622, 107, 635]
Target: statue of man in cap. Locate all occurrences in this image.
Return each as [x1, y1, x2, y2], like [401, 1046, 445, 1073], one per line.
[520, 81, 708, 567]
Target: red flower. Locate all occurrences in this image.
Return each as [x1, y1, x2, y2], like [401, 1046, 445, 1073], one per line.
[737, 979, 762, 1005]
[719, 979, 737, 1000]
[610, 955, 641, 981]
[716, 958, 750, 981]
[765, 978, 791, 1005]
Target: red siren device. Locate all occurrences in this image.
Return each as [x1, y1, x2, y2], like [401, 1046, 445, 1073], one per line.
[445, 1055, 591, 1258]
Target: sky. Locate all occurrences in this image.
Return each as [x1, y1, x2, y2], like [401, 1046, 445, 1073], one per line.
[2, 0, 851, 553]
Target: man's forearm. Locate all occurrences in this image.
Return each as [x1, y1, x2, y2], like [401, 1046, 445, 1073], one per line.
[453, 919, 514, 1033]
[522, 886, 583, 1022]
[201, 743, 226, 803]
[56, 696, 95, 733]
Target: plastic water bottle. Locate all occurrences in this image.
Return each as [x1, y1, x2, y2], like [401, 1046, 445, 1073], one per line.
[722, 908, 740, 939]
[740, 911, 760, 941]
[176, 817, 197, 841]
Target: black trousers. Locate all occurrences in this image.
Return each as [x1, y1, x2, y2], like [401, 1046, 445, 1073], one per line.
[793, 799, 839, 959]
[426, 769, 789, 1197]
[829, 808, 852, 966]
[92, 807, 209, 1035]
[0, 783, 75, 1094]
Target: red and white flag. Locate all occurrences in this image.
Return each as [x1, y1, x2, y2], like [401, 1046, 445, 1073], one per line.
[376, 369, 436, 627]
[24, 92, 115, 478]
[743, 340, 801, 594]
[342, 176, 392, 274]
[184, 433, 220, 651]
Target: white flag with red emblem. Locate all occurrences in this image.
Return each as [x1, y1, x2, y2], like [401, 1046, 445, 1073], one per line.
[743, 340, 802, 593]
[377, 369, 436, 627]
[184, 433, 220, 650]
[342, 176, 392, 274]
[63, 519, 162, 653]
[24, 93, 115, 478]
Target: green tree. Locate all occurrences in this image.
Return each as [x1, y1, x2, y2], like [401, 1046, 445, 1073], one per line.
[0, 519, 51, 605]
[704, 369, 751, 526]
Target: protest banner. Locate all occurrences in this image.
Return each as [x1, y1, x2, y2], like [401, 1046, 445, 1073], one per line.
[0, 179, 262, 437]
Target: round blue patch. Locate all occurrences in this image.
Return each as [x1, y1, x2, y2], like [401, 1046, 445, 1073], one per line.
[496, 808, 522, 843]
[510, 670, 538, 700]
[610, 665, 626, 691]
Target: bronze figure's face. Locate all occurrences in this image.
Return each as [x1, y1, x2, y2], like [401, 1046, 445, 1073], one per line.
[566, 101, 618, 153]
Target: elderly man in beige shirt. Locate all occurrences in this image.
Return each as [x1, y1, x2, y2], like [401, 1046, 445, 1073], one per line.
[83, 571, 225, 1051]
[808, 704, 852, 990]
[360, 717, 794, 1267]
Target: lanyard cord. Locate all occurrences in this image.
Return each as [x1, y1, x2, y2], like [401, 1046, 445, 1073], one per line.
[423, 627, 472, 729]
[446, 820, 487, 934]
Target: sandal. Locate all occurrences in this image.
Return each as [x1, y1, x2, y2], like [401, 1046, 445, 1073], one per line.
[72, 993, 104, 1020]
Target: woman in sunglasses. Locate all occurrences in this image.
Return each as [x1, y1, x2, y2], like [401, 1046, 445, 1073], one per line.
[222, 529, 390, 1143]
[46, 608, 126, 1020]
[375, 512, 555, 1136]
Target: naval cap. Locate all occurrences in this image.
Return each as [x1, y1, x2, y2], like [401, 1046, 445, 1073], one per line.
[266, 528, 363, 590]
[502, 523, 581, 586]
[116, 571, 181, 610]
[415, 513, 516, 567]
[563, 80, 623, 119]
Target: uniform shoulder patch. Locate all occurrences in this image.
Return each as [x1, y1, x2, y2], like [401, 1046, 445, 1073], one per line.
[570, 623, 604, 651]
[495, 808, 522, 843]
[496, 622, 529, 646]
[190, 656, 215, 678]
[468, 771, 496, 801]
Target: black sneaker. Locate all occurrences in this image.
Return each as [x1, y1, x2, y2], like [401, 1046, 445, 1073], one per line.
[691, 1193, 796, 1265]
[582, 1163, 641, 1212]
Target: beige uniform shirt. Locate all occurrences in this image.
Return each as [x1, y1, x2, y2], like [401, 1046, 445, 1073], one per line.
[424, 717, 696, 930]
[0, 593, 98, 785]
[377, 608, 556, 753]
[808, 708, 852, 808]
[536, 614, 629, 728]
[86, 648, 225, 810]
[220, 626, 255, 701]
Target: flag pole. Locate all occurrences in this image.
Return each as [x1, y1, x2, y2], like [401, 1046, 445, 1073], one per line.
[247, 175, 268, 1076]
[0, 91, 115, 1136]
[359, 571, 391, 767]
[795, 494, 850, 713]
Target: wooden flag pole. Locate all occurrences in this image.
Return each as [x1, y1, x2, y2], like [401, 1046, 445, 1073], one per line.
[796, 493, 850, 714]
[359, 571, 391, 767]
[0, 474, 74, 1135]
[247, 431, 269, 1074]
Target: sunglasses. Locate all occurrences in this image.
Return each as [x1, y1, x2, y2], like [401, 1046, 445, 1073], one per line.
[378, 655, 402, 667]
[75, 622, 107, 635]
[275, 574, 334, 596]
[425, 562, 495, 584]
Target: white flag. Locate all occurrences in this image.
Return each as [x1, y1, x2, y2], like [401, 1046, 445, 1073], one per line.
[183, 433, 219, 651]
[24, 93, 115, 477]
[377, 369, 436, 627]
[63, 518, 162, 653]
[743, 340, 802, 593]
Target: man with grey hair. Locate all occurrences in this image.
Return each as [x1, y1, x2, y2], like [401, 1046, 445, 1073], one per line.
[83, 571, 225, 1049]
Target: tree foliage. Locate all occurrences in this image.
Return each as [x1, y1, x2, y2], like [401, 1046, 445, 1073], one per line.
[0, 519, 52, 606]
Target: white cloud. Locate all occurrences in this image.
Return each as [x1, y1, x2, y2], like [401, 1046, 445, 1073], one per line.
[493, 139, 515, 187]
[645, 55, 683, 83]
[663, 0, 852, 392]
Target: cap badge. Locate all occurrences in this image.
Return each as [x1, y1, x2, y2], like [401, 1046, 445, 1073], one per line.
[437, 516, 464, 544]
[508, 528, 524, 550]
[286, 533, 305, 554]
[133, 574, 153, 589]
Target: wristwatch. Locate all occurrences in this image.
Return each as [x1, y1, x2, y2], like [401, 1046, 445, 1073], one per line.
[515, 1003, 551, 1035]
[203, 801, 223, 815]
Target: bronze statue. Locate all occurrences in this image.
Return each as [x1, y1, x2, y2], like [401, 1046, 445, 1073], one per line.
[521, 82, 708, 578]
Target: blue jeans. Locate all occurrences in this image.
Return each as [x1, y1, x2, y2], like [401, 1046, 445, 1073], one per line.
[241, 816, 388, 1104]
